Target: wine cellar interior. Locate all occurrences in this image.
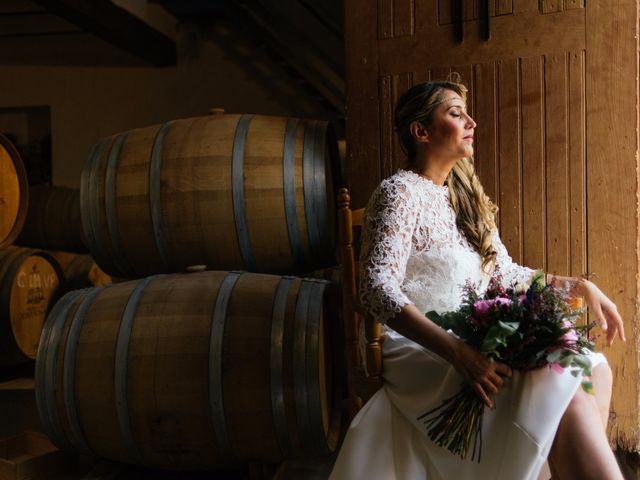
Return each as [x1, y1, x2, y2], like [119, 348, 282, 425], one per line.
[1, 1, 640, 479]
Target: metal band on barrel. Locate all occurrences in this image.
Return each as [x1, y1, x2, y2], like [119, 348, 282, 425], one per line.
[115, 276, 155, 462]
[105, 133, 135, 278]
[149, 121, 175, 270]
[293, 279, 314, 451]
[283, 119, 306, 270]
[306, 280, 330, 452]
[79, 142, 100, 262]
[84, 139, 111, 270]
[38, 290, 83, 451]
[209, 271, 242, 455]
[270, 276, 295, 457]
[302, 121, 321, 265]
[231, 115, 256, 271]
[312, 123, 331, 262]
[63, 287, 105, 454]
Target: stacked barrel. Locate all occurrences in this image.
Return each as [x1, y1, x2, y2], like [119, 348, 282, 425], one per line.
[34, 113, 343, 470]
[0, 134, 71, 366]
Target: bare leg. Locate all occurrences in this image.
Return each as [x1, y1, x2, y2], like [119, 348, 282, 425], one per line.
[549, 367, 622, 480]
[592, 363, 613, 430]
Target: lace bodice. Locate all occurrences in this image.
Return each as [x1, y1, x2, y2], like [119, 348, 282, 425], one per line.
[359, 169, 535, 327]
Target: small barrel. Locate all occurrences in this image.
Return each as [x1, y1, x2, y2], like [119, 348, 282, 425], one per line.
[80, 114, 340, 278]
[35, 271, 341, 470]
[16, 185, 86, 252]
[0, 246, 63, 364]
[49, 251, 112, 290]
[0, 134, 29, 249]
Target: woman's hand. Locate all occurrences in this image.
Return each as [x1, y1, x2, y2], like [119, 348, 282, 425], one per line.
[451, 341, 512, 408]
[577, 279, 626, 346]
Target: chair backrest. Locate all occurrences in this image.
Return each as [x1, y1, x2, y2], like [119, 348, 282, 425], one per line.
[337, 187, 383, 419]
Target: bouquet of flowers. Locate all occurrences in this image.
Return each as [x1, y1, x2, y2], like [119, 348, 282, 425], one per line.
[417, 271, 596, 462]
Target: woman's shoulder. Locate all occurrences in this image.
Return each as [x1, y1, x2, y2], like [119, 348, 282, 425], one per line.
[369, 170, 417, 207]
[373, 169, 446, 203]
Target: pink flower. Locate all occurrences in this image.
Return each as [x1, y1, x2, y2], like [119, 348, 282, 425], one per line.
[550, 362, 565, 374]
[473, 300, 492, 318]
[495, 297, 512, 308]
[561, 329, 579, 351]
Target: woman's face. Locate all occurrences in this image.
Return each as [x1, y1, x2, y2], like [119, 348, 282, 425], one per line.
[424, 89, 476, 160]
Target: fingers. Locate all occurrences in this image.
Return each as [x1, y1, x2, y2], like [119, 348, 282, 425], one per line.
[493, 362, 512, 378]
[470, 362, 511, 408]
[472, 382, 493, 408]
[585, 281, 626, 345]
[603, 303, 625, 345]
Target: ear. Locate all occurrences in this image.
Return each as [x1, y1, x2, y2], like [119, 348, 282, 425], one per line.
[409, 121, 430, 144]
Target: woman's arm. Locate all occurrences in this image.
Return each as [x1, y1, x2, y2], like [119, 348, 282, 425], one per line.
[387, 304, 512, 408]
[546, 275, 626, 346]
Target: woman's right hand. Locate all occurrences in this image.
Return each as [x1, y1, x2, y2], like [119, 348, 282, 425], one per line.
[451, 341, 512, 408]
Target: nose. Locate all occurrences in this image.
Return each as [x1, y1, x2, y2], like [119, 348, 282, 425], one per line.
[464, 112, 476, 128]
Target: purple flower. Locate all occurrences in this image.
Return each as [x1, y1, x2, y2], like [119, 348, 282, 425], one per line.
[473, 300, 492, 319]
[494, 297, 512, 308]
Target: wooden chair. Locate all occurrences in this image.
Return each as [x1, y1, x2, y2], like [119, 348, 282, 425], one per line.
[337, 187, 383, 419]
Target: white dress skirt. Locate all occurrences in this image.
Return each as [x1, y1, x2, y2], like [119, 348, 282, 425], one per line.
[329, 332, 607, 480]
[331, 170, 607, 479]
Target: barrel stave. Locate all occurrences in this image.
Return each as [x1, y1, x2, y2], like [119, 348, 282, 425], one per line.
[74, 283, 136, 462]
[113, 126, 164, 277]
[127, 273, 227, 469]
[160, 116, 243, 272]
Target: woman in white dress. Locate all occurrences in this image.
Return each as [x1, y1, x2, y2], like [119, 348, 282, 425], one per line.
[330, 80, 626, 479]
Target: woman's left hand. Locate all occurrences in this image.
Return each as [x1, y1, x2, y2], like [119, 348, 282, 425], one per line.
[578, 279, 626, 346]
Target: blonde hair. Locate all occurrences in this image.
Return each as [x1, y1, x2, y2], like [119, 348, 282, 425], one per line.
[394, 80, 498, 271]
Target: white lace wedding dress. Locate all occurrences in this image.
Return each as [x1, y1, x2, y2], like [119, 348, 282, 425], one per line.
[330, 169, 606, 480]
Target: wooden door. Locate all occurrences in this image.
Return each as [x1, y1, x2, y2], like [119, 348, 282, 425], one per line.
[345, 0, 639, 450]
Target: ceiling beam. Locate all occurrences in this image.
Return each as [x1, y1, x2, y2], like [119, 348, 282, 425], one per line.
[32, 0, 176, 66]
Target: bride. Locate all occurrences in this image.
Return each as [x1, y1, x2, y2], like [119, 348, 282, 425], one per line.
[330, 79, 625, 479]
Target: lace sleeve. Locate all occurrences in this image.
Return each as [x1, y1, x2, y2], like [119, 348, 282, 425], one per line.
[492, 229, 535, 288]
[359, 179, 417, 324]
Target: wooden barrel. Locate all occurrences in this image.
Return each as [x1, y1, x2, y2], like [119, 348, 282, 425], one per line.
[0, 246, 63, 364]
[16, 185, 86, 252]
[0, 134, 28, 249]
[50, 251, 112, 290]
[35, 271, 341, 470]
[80, 114, 340, 279]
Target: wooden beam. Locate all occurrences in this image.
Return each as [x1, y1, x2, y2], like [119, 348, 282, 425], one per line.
[32, 0, 176, 66]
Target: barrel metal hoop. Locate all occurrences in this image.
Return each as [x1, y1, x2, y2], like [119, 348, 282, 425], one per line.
[79, 141, 100, 261]
[293, 279, 314, 451]
[63, 286, 106, 455]
[105, 133, 136, 278]
[231, 114, 257, 272]
[312, 122, 331, 261]
[302, 121, 321, 266]
[306, 281, 328, 453]
[84, 139, 112, 271]
[283, 119, 306, 271]
[115, 275, 155, 462]
[38, 290, 84, 451]
[149, 121, 175, 271]
[209, 271, 242, 456]
[270, 276, 295, 458]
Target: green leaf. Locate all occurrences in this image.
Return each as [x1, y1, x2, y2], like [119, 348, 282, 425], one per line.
[581, 381, 594, 395]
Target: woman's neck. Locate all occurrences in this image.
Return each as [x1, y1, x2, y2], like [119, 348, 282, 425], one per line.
[408, 156, 456, 186]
